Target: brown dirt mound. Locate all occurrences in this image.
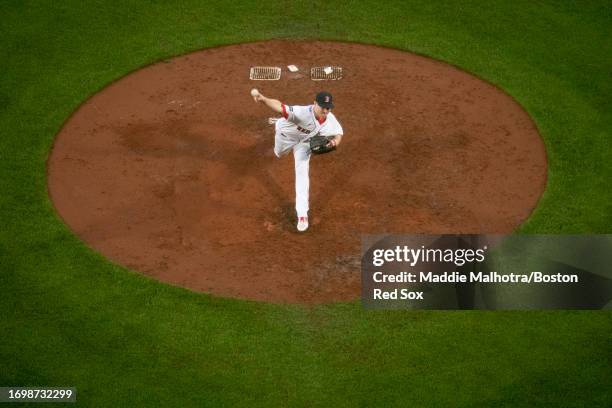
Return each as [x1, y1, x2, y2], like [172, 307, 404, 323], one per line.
[47, 40, 547, 304]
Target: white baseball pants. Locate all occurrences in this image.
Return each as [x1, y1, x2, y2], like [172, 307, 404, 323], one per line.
[274, 132, 311, 218]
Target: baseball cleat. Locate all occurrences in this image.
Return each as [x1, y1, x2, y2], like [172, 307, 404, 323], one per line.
[297, 216, 309, 232]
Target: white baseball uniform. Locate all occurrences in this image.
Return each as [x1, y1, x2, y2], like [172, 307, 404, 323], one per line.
[273, 104, 343, 218]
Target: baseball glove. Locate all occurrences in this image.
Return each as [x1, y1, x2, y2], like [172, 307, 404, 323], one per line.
[309, 135, 336, 155]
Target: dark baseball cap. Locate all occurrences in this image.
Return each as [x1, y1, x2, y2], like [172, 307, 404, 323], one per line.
[315, 91, 334, 109]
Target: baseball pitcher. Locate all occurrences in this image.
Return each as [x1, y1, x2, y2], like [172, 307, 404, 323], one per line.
[251, 89, 344, 232]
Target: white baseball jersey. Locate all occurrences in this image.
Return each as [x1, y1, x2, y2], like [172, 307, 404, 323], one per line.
[275, 104, 343, 141]
[272, 103, 343, 218]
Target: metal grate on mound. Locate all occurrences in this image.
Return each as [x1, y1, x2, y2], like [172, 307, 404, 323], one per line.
[311, 66, 343, 81]
[249, 66, 282, 80]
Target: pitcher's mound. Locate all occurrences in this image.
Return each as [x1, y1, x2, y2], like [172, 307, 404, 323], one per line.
[48, 40, 547, 304]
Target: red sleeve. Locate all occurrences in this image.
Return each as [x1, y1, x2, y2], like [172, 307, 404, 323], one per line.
[281, 104, 288, 119]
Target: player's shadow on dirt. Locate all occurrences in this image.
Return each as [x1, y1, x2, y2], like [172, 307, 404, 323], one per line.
[115, 118, 297, 226]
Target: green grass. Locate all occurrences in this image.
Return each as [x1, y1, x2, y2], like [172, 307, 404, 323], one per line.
[1, 0, 611, 406]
